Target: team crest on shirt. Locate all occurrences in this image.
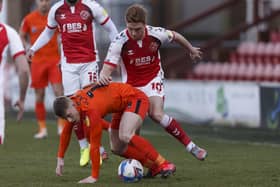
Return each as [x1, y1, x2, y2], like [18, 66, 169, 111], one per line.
[31, 26, 37, 33]
[149, 42, 159, 52]
[60, 14, 66, 19]
[80, 10, 90, 20]
[128, 50, 134, 55]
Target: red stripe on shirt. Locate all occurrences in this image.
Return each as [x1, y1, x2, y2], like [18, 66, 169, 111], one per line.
[47, 24, 57, 29]
[104, 61, 117, 67]
[13, 51, 25, 60]
[100, 17, 110, 26]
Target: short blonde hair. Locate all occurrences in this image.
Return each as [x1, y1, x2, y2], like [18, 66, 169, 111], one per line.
[125, 4, 147, 24]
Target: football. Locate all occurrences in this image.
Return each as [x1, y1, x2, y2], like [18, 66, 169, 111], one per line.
[118, 159, 144, 182]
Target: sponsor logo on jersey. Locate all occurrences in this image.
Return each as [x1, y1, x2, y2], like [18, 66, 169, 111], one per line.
[131, 56, 155, 66]
[62, 22, 88, 33]
[80, 10, 90, 20]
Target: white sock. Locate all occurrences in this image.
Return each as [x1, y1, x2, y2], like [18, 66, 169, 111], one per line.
[186, 141, 196, 152]
[79, 138, 88, 149]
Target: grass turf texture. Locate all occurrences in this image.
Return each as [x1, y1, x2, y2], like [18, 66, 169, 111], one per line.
[0, 114, 280, 187]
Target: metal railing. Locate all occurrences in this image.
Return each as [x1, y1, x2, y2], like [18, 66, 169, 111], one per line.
[164, 0, 280, 78]
[169, 0, 242, 31]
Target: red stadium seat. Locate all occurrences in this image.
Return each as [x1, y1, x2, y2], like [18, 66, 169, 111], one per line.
[209, 63, 223, 80]
[254, 63, 264, 81]
[237, 42, 256, 64]
[235, 62, 248, 80]
[272, 64, 280, 82]
[229, 52, 238, 63]
[262, 63, 274, 82]
[272, 43, 280, 64]
[192, 63, 205, 80]
[270, 31, 280, 43]
[263, 43, 274, 64]
[219, 63, 231, 80]
[227, 62, 240, 81]
[255, 42, 266, 64]
[202, 63, 214, 80]
[244, 63, 255, 81]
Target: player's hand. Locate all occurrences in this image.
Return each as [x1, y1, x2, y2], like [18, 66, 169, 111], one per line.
[26, 48, 35, 62]
[78, 176, 97, 184]
[56, 157, 64, 176]
[14, 100, 25, 122]
[189, 47, 202, 62]
[98, 74, 112, 86]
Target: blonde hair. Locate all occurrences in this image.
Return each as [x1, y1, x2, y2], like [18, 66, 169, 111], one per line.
[125, 4, 147, 24]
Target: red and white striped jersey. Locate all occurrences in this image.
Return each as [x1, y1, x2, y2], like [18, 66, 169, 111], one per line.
[0, 23, 25, 65]
[47, 0, 110, 63]
[104, 25, 174, 87]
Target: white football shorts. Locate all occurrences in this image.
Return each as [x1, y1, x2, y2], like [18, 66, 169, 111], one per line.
[136, 74, 165, 98]
[61, 61, 99, 96]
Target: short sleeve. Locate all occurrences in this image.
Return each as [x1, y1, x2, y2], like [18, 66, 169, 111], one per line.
[148, 26, 174, 44]
[47, 4, 58, 29]
[6, 25, 25, 59]
[104, 33, 124, 66]
[88, 1, 109, 25]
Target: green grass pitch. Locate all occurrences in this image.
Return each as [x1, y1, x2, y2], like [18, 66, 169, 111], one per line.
[0, 114, 280, 187]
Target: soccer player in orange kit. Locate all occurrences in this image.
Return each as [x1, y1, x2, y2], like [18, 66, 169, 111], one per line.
[53, 82, 176, 183]
[19, 0, 64, 138]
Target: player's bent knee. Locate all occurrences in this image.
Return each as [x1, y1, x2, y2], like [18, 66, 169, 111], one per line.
[119, 133, 132, 144]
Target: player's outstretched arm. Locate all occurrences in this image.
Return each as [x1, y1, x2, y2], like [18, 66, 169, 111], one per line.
[27, 27, 55, 61]
[55, 122, 74, 176]
[56, 157, 64, 176]
[102, 19, 118, 41]
[98, 64, 115, 85]
[172, 31, 202, 61]
[14, 54, 29, 121]
[57, 122, 74, 161]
